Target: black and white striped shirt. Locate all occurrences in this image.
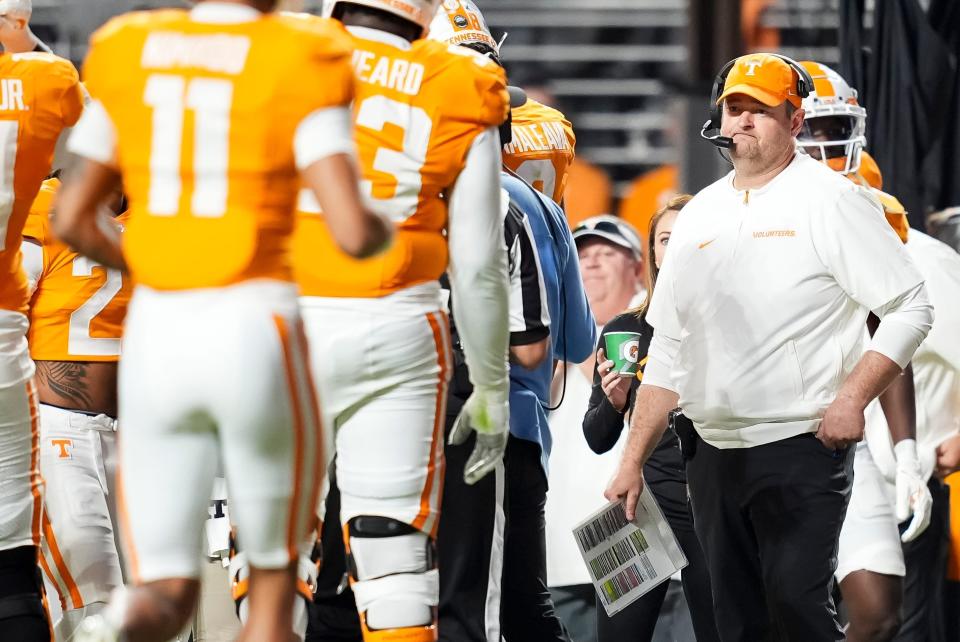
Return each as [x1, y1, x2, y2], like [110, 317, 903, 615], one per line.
[503, 198, 551, 346]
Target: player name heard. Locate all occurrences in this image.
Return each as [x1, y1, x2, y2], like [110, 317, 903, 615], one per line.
[352, 49, 424, 96]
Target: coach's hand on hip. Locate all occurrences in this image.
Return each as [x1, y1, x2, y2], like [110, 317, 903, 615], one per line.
[816, 395, 864, 450]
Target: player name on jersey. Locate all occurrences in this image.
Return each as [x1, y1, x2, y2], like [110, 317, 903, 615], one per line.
[141, 32, 251, 75]
[503, 120, 571, 155]
[352, 49, 425, 96]
[0, 78, 26, 111]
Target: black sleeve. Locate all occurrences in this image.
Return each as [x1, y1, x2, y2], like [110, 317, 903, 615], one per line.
[504, 201, 550, 346]
[582, 313, 651, 454]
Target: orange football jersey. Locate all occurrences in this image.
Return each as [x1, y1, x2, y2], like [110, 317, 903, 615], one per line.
[502, 98, 576, 205]
[0, 52, 84, 314]
[24, 179, 132, 361]
[293, 31, 509, 298]
[840, 165, 909, 244]
[619, 164, 679, 243]
[80, 10, 355, 290]
[872, 187, 909, 244]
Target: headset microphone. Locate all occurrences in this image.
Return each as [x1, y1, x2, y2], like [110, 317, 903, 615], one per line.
[699, 120, 734, 149]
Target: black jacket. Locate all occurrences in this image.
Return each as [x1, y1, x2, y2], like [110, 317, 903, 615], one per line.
[582, 311, 686, 496]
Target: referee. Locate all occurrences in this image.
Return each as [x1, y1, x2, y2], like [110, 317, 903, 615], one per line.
[605, 53, 934, 640]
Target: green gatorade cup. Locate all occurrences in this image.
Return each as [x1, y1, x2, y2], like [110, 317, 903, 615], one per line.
[604, 332, 641, 377]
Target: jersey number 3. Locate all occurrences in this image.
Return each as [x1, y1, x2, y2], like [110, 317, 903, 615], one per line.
[355, 95, 432, 222]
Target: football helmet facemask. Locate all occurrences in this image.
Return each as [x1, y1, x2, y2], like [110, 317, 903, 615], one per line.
[797, 60, 867, 175]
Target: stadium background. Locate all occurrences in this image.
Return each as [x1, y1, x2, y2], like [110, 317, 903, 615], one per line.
[28, 0, 960, 243]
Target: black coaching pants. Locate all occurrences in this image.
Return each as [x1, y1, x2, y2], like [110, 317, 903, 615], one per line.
[685, 432, 854, 642]
[894, 478, 951, 642]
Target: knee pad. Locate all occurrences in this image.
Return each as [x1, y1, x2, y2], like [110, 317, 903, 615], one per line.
[345, 516, 438, 640]
[229, 534, 319, 639]
[0, 547, 51, 642]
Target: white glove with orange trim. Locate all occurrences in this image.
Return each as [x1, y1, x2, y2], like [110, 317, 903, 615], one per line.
[448, 383, 510, 485]
[895, 439, 933, 543]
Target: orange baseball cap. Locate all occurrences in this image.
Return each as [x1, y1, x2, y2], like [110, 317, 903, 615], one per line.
[717, 53, 803, 108]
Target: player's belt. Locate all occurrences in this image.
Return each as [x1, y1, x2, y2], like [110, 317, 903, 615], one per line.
[39, 401, 118, 428]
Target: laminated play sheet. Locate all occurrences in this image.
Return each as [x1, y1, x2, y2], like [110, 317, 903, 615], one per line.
[573, 487, 688, 616]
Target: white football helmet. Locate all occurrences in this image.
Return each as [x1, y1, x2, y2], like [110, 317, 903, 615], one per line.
[797, 60, 867, 175]
[428, 0, 500, 57]
[321, 0, 440, 37]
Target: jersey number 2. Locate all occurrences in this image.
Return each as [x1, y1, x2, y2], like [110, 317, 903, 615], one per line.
[68, 256, 123, 357]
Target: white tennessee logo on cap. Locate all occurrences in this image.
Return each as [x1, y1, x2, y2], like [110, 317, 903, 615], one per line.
[744, 61, 763, 76]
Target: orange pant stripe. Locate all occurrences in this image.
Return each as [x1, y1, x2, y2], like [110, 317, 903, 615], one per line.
[295, 319, 325, 538]
[27, 380, 42, 546]
[41, 511, 84, 609]
[274, 314, 306, 562]
[412, 312, 449, 536]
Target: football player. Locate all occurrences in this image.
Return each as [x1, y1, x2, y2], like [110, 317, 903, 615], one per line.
[54, 1, 391, 641]
[289, 1, 512, 640]
[0, 35, 84, 642]
[21, 177, 130, 642]
[798, 60, 933, 642]
[428, 0, 577, 207]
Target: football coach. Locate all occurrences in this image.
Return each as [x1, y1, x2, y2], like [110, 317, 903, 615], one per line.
[605, 53, 934, 640]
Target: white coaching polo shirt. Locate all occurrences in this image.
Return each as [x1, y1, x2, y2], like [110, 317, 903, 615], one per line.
[644, 153, 933, 448]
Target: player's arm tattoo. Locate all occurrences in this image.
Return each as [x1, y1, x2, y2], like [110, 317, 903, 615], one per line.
[35, 360, 94, 408]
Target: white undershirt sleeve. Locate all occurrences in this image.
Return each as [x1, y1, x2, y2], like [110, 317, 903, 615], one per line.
[447, 127, 511, 391]
[294, 106, 356, 171]
[868, 281, 935, 368]
[642, 330, 680, 393]
[20, 240, 43, 297]
[66, 99, 117, 166]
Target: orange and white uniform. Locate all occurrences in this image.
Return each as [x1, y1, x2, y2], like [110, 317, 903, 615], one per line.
[66, 3, 355, 582]
[0, 51, 84, 557]
[845, 151, 910, 244]
[502, 98, 576, 205]
[292, 23, 510, 637]
[797, 60, 930, 582]
[21, 178, 130, 636]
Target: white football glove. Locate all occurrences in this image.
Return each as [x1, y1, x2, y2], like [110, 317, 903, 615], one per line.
[448, 383, 509, 485]
[894, 439, 933, 543]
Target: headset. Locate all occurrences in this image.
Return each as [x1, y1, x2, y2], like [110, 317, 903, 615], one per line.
[700, 53, 815, 150]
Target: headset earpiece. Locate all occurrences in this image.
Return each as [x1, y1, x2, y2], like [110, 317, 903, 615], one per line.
[708, 59, 737, 130]
[770, 53, 814, 101]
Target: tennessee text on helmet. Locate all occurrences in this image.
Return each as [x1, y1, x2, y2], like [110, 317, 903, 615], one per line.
[428, 0, 500, 60]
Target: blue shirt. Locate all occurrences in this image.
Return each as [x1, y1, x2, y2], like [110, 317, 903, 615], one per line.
[502, 173, 597, 473]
